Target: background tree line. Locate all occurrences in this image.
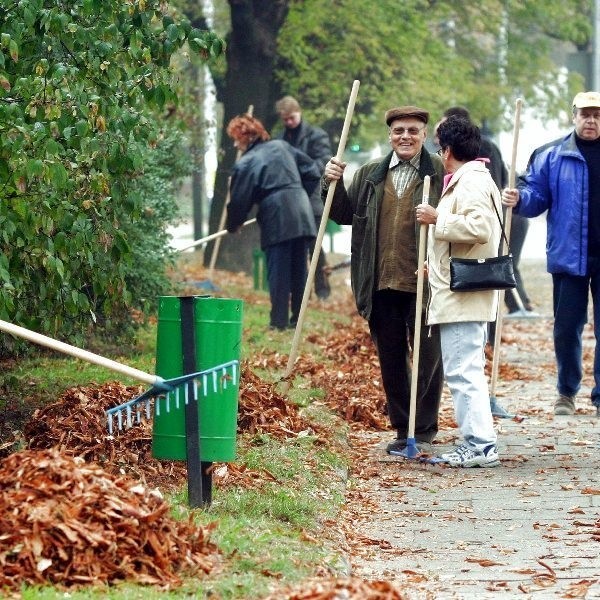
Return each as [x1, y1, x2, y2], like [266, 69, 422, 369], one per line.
[0, 0, 593, 353]
[198, 0, 590, 272]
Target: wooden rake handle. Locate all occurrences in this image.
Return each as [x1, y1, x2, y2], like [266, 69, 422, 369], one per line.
[177, 218, 257, 252]
[0, 318, 157, 385]
[281, 79, 360, 388]
[490, 97, 523, 395]
[407, 175, 430, 440]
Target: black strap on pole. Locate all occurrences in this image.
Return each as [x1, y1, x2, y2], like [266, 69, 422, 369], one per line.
[180, 296, 205, 507]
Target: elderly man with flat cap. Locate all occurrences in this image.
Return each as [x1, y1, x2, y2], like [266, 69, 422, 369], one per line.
[323, 106, 445, 454]
[503, 91, 600, 418]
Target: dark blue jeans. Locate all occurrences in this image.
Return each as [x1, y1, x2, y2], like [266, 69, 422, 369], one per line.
[265, 237, 311, 329]
[552, 256, 600, 407]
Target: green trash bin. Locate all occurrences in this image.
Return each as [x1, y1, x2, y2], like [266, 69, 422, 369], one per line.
[152, 296, 243, 462]
[325, 219, 341, 253]
[252, 249, 269, 291]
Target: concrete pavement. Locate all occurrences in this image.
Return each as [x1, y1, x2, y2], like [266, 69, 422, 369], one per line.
[349, 408, 600, 599]
[345, 272, 600, 599]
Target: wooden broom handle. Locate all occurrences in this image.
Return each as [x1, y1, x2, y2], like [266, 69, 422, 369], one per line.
[407, 175, 430, 440]
[178, 218, 256, 252]
[208, 104, 254, 274]
[491, 97, 522, 395]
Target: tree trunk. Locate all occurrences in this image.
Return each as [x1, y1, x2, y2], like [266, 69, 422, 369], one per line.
[206, 0, 289, 273]
[190, 65, 206, 243]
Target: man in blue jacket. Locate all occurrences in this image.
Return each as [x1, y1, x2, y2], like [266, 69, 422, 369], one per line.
[502, 91, 600, 417]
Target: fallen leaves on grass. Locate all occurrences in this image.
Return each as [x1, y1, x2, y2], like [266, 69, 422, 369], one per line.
[23, 382, 188, 492]
[0, 448, 218, 591]
[261, 576, 406, 599]
[238, 365, 319, 438]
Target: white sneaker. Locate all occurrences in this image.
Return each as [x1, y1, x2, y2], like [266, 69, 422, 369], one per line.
[440, 443, 500, 468]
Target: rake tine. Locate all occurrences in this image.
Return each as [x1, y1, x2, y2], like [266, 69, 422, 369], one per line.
[104, 359, 240, 433]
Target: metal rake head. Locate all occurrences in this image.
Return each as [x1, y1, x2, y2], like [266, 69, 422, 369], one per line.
[105, 360, 239, 434]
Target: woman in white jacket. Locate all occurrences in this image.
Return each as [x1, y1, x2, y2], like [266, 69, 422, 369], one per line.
[416, 115, 501, 468]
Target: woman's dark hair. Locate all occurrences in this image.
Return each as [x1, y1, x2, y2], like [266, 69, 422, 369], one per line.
[437, 115, 481, 162]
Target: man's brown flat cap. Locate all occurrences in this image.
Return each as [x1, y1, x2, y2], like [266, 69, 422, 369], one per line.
[385, 106, 429, 126]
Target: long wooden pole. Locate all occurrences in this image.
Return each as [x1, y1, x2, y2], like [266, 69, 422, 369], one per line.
[281, 80, 360, 389]
[404, 175, 430, 457]
[177, 218, 256, 252]
[490, 98, 523, 397]
[206, 104, 254, 276]
[0, 319, 157, 384]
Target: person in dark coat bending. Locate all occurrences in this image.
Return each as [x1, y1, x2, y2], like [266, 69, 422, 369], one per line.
[226, 113, 319, 330]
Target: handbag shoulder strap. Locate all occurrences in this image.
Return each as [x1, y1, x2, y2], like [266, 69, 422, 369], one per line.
[449, 194, 511, 257]
[491, 196, 511, 254]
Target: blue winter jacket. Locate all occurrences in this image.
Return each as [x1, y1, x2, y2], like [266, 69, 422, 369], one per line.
[516, 131, 589, 276]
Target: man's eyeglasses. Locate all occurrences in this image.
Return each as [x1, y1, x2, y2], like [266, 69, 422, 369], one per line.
[390, 125, 426, 137]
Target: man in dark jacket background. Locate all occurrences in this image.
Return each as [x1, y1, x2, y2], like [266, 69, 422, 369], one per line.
[276, 96, 332, 299]
[323, 106, 445, 454]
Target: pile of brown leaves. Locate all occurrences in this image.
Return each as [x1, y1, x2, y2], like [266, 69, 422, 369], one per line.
[0, 448, 218, 590]
[238, 364, 319, 438]
[245, 322, 389, 431]
[307, 319, 388, 429]
[262, 576, 406, 599]
[23, 382, 188, 492]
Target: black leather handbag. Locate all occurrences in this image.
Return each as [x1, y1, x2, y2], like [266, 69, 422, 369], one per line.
[449, 200, 517, 292]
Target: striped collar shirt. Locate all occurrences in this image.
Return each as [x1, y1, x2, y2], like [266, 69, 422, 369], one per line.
[389, 151, 421, 196]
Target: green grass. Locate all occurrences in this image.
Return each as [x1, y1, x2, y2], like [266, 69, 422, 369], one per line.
[1, 272, 352, 599]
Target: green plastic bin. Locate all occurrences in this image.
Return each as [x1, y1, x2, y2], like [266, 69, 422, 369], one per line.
[252, 249, 269, 291]
[325, 219, 341, 252]
[152, 296, 243, 462]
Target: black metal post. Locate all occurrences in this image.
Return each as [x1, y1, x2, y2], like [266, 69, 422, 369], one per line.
[180, 296, 212, 507]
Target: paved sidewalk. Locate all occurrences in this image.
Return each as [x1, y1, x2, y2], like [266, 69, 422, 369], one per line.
[346, 309, 600, 599]
[350, 410, 600, 599]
